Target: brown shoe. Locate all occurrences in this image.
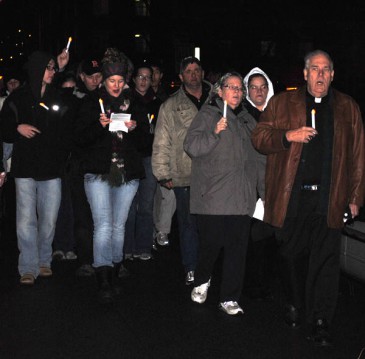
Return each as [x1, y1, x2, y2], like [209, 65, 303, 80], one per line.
[39, 267, 53, 277]
[20, 273, 35, 285]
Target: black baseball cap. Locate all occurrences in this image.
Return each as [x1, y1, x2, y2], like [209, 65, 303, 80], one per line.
[81, 58, 102, 75]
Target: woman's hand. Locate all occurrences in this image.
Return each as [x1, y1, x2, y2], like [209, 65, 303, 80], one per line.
[57, 49, 69, 71]
[17, 124, 41, 138]
[99, 113, 111, 128]
[125, 120, 137, 131]
[215, 116, 228, 134]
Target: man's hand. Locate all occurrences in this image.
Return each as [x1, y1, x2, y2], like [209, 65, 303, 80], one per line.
[160, 179, 173, 190]
[286, 126, 318, 143]
[349, 203, 359, 218]
[0, 172, 6, 187]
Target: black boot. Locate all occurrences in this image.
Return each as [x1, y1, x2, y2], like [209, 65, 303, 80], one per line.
[117, 262, 130, 279]
[95, 266, 114, 304]
[112, 262, 126, 296]
[307, 318, 333, 347]
[284, 304, 301, 328]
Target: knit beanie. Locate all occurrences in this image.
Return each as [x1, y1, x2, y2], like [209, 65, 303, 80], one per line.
[102, 62, 127, 80]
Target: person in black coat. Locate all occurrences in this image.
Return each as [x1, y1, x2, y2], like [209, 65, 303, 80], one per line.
[74, 61, 145, 304]
[0, 49, 73, 286]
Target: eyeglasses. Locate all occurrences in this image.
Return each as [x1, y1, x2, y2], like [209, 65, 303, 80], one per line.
[223, 85, 244, 92]
[136, 75, 151, 81]
[45, 65, 58, 72]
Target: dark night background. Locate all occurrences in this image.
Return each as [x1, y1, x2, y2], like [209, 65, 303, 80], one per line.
[1, 0, 365, 111]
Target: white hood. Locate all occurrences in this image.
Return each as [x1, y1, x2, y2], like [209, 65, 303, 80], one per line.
[243, 67, 274, 111]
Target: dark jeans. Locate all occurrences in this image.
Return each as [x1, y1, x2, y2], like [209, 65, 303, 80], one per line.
[53, 174, 75, 253]
[173, 186, 199, 272]
[70, 172, 93, 266]
[124, 156, 157, 255]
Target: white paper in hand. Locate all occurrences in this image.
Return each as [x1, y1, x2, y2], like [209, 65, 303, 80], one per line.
[109, 113, 131, 133]
[253, 198, 264, 221]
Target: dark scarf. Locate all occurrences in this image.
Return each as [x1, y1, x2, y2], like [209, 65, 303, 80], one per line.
[99, 87, 131, 187]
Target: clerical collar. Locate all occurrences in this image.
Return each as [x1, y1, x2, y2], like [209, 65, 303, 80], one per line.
[306, 90, 330, 104]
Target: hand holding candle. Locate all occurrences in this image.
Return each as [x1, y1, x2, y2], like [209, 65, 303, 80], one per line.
[99, 98, 105, 113]
[311, 109, 316, 129]
[65, 37, 72, 53]
[223, 100, 227, 118]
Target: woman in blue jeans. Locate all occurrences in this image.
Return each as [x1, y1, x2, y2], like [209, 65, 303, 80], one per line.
[75, 61, 145, 304]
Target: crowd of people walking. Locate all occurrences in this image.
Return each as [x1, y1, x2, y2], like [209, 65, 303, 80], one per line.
[0, 45, 364, 349]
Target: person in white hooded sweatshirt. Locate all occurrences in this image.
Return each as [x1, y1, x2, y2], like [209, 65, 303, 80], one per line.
[243, 67, 277, 301]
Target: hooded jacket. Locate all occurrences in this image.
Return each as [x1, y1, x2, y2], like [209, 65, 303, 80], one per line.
[243, 67, 274, 122]
[0, 51, 74, 179]
[243, 67, 274, 111]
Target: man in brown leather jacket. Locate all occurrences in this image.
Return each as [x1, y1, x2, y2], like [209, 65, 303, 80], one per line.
[252, 50, 365, 347]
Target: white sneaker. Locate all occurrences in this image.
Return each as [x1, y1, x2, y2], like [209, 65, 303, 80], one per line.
[156, 232, 169, 246]
[219, 301, 244, 315]
[191, 279, 211, 304]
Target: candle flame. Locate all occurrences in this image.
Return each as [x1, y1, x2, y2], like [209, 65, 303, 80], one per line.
[311, 109, 316, 115]
[39, 102, 49, 110]
[99, 98, 105, 113]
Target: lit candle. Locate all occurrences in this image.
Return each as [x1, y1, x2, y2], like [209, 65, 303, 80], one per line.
[65, 37, 72, 52]
[194, 47, 200, 60]
[311, 109, 316, 129]
[99, 98, 105, 113]
[223, 100, 227, 118]
[148, 113, 154, 124]
[39, 102, 49, 110]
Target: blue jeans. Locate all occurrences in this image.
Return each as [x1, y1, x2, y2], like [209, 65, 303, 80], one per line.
[173, 186, 199, 272]
[125, 156, 157, 255]
[84, 174, 139, 267]
[16, 178, 61, 277]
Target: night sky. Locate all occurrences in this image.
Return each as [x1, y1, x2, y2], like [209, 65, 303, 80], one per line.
[1, 0, 365, 108]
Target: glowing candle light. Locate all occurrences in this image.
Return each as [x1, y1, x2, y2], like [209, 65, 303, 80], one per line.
[65, 37, 72, 52]
[223, 100, 227, 118]
[311, 109, 316, 129]
[148, 113, 155, 124]
[39, 102, 49, 110]
[194, 47, 200, 60]
[99, 98, 105, 113]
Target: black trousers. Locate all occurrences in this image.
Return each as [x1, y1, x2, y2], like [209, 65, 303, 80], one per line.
[275, 191, 341, 325]
[195, 214, 251, 302]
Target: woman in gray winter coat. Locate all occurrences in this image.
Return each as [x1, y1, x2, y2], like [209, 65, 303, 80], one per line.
[184, 72, 266, 315]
